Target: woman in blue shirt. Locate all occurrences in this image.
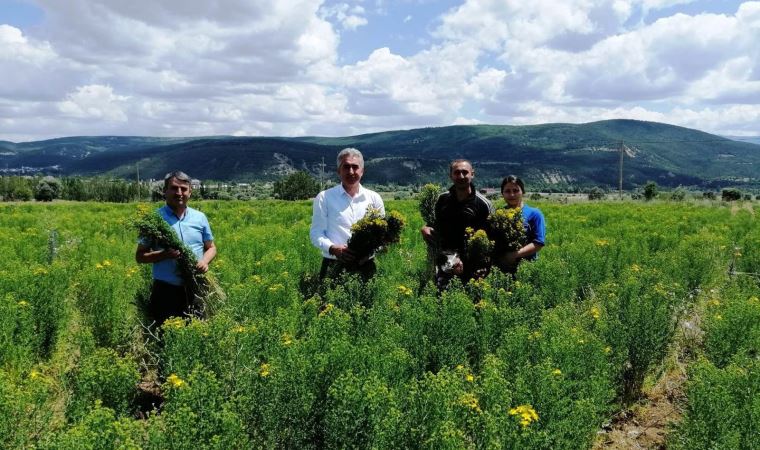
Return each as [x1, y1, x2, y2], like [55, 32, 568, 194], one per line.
[495, 175, 546, 273]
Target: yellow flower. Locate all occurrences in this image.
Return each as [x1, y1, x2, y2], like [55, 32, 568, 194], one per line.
[509, 404, 539, 428]
[250, 275, 263, 284]
[33, 267, 48, 276]
[590, 306, 601, 320]
[466, 373, 475, 383]
[714, 314, 723, 321]
[319, 303, 335, 317]
[630, 264, 641, 272]
[455, 364, 464, 371]
[125, 267, 138, 278]
[166, 374, 185, 388]
[595, 239, 609, 247]
[459, 393, 482, 413]
[282, 333, 293, 346]
[29, 370, 42, 380]
[95, 263, 104, 269]
[552, 368, 562, 376]
[709, 299, 721, 307]
[397, 285, 413, 296]
[233, 325, 246, 333]
[604, 346, 612, 354]
[475, 300, 487, 309]
[273, 252, 286, 262]
[268, 283, 284, 292]
[163, 317, 186, 330]
[259, 363, 271, 377]
[17, 300, 29, 307]
[103, 259, 112, 267]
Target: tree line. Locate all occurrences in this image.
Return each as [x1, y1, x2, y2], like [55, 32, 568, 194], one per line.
[0, 173, 756, 203]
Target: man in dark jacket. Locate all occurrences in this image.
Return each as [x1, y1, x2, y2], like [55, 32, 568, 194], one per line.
[420, 160, 493, 284]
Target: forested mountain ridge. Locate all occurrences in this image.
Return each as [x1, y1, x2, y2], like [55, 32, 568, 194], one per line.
[2, 120, 758, 189]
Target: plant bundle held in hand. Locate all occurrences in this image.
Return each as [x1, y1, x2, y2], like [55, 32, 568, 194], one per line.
[487, 207, 527, 253]
[465, 227, 494, 273]
[346, 208, 406, 263]
[418, 183, 442, 281]
[134, 210, 225, 317]
[418, 183, 442, 226]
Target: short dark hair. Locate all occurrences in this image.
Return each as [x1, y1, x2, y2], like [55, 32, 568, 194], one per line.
[449, 159, 473, 173]
[500, 175, 525, 193]
[164, 171, 192, 190]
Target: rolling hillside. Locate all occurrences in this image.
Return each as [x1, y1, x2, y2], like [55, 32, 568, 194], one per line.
[2, 120, 758, 189]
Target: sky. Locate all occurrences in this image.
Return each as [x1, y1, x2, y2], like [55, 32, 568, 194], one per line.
[1, 0, 759, 142]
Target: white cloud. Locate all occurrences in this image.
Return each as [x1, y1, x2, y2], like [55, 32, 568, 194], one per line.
[452, 116, 484, 125]
[1, 0, 759, 141]
[58, 85, 130, 121]
[319, 3, 369, 30]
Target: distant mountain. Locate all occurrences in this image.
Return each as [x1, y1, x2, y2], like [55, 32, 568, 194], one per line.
[2, 120, 759, 189]
[724, 136, 760, 146]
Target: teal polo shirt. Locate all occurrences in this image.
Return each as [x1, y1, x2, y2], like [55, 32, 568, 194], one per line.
[139, 205, 214, 286]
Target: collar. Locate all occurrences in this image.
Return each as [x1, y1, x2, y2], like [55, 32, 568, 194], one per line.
[340, 183, 364, 198]
[448, 182, 477, 199]
[162, 204, 189, 220]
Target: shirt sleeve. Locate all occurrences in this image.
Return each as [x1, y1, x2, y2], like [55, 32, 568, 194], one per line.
[375, 192, 385, 216]
[201, 213, 214, 242]
[531, 209, 546, 246]
[310, 191, 333, 253]
[432, 194, 445, 229]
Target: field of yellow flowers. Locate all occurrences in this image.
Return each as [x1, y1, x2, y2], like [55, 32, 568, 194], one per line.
[1, 199, 758, 448]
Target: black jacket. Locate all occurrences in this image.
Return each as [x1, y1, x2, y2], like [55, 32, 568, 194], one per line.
[432, 184, 494, 256]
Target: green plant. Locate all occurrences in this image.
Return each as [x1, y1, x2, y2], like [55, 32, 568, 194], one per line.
[273, 171, 320, 200]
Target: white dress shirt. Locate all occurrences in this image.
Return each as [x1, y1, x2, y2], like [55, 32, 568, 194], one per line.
[310, 183, 385, 259]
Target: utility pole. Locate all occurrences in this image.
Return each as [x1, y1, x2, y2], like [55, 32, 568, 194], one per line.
[618, 141, 624, 200]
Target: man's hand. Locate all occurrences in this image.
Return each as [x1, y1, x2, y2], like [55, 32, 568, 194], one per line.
[498, 251, 519, 270]
[420, 226, 437, 244]
[196, 259, 210, 273]
[452, 258, 464, 275]
[329, 244, 356, 263]
[163, 249, 181, 260]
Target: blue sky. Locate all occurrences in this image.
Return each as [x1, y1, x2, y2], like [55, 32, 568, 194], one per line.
[0, 0, 758, 142]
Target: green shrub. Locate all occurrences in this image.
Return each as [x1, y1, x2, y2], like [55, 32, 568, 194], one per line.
[0, 370, 55, 448]
[598, 267, 679, 403]
[702, 283, 760, 368]
[669, 357, 759, 450]
[66, 348, 140, 422]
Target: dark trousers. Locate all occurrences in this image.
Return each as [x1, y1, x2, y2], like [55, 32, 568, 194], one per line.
[147, 280, 191, 328]
[319, 257, 376, 282]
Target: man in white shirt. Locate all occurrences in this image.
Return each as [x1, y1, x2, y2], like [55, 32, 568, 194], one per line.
[310, 148, 385, 280]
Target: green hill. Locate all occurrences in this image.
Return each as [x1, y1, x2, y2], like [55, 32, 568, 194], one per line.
[2, 120, 758, 189]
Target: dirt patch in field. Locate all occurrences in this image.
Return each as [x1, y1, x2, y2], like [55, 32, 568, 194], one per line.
[593, 367, 686, 449]
[594, 302, 703, 449]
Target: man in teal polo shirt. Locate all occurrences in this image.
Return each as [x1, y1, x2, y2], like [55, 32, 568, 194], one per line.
[136, 171, 217, 327]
